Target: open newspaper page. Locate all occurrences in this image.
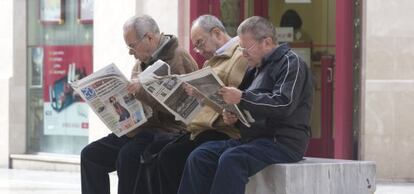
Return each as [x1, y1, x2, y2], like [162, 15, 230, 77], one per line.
[139, 60, 202, 124]
[180, 67, 251, 127]
[139, 60, 251, 127]
[70, 64, 152, 137]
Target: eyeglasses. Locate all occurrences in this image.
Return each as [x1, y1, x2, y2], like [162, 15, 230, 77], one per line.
[192, 38, 207, 53]
[126, 33, 148, 51]
[238, 42, 257, 54]
[192, 28, 217, 53]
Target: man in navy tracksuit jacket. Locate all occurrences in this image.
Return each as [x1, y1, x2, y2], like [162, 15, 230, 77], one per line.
[177, 16, 313, 194]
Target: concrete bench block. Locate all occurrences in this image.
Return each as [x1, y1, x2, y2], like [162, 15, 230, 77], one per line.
[245, 157, 376, 194]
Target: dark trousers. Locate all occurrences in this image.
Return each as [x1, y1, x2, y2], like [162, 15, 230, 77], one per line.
[133, 138, 172, 194]
[133, 130, 229, 194]
[80, 130, 175, 194]
[177, 138, 303, 194]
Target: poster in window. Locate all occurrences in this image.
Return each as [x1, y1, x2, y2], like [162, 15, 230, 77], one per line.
[43, 45, 93, 136]
[31, 47, 44, 87]
[39, 0, 65, 24]
[78, 0, 94, 24]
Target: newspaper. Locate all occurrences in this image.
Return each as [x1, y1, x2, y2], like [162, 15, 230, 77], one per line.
[139, 60, 251, 127]
[70, 64, 152, 137]
[139, 60, 202, 124]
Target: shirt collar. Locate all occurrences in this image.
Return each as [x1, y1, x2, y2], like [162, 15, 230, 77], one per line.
[215, 36, 239, 56]
[258, 43, 290, 69]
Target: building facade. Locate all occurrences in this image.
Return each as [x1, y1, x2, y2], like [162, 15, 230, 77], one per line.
[0, 0, 413, 181]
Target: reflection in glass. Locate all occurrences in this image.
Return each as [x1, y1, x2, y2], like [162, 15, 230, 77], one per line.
[220, 0, 241, 36]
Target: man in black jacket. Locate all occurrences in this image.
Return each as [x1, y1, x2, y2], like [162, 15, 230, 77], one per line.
[177, 16, 313, 194]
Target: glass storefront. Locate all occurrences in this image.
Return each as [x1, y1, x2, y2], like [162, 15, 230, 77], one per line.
[268, 0, 337, 140]
[220, 0, 242, 36]
[191, 0, 337, 157]
[195, 0, 336, 140]
[27, 0, 93, 155]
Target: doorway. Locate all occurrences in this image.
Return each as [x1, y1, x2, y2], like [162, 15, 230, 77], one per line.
[189, 0, 354, 159]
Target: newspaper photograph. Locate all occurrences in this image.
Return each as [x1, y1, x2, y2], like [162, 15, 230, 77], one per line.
[139, 60, 202, 124]
[70, 64, 151, 137]
[139, 60, 251, 127]
[180, 67, 251, 127]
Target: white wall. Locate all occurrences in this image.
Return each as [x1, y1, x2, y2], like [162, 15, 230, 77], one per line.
[362, 0, 414, 181]
[10, 0, 27, 156]
[0, 0, 12, 167]
[136, 0, 179, 36]
[90, 0, 183, 142]
[0, 1, 12, 78]
[136, 0, 190, 50]
[90, 0, 139, 141]
[0, 0, 27, 167]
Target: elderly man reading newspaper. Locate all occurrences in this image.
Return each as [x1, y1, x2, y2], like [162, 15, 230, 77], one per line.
[178, 16, 314, 194]
[80, 15, 197, 194]
[133, 15, 248, 194]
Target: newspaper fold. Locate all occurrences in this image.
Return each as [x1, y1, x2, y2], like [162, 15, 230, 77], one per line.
[71, 64, 152, 137]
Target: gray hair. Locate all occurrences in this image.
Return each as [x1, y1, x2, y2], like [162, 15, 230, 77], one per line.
[191, 15, 226, 33]
[124, 15, 160, 39]
[237, 16, 277, 43]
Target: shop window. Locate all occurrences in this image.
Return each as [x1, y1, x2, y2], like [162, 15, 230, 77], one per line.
[27, 0, 93, 154]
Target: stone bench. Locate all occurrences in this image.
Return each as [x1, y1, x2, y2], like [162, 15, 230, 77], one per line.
[245, 157, 376, 194]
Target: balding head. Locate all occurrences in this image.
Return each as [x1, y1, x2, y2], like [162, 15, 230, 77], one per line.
[190, 15, 231, 59]
[123, 15, 162, 63]
[191, 15, 226, 34]
[237, 16, 277, 44]
[123, 15, 160, 40]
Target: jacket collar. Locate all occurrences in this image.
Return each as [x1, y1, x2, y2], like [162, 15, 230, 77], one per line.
[203, 37, 240, 68]
[215, 36, 239, 57]
[151, 34, 171, 60]
[259, 43, 290, 69]
[142, 34, 178, 70]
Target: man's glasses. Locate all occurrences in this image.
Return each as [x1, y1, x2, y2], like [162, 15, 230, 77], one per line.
[238, 42, 257, 54]
[127, 33, 148, 51]
[192, 28, 217, 53]
[192, 39, 206, 53]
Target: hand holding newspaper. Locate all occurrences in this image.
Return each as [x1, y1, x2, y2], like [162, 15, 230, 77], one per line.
[139, 60, 251, 127]
[138, 60, 203, 124]
[70, 64, 152, 137]
[70, 60, 251, 137]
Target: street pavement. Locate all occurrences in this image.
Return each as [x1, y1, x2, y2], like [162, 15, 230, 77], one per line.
[0, 168, 413, 194]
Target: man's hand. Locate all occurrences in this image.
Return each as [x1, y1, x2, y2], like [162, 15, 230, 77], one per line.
[223, 110, 238, 125]
[183, 83, 197, 97]
[184, 83, 205, 103]
[127, 78, 142, 96]
[219, 87, 242, 104]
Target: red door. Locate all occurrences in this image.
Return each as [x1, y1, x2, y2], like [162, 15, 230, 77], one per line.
[189, 0, 265, 66]
[189, 0, 354, 159]
[306, 55, 335, 157]
[189, 0, 221, 67]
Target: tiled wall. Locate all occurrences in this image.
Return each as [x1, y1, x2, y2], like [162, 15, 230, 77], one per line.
[362, 0, 414, 181]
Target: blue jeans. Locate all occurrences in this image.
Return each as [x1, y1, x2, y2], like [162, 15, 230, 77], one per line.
[177, 138, 303, 194]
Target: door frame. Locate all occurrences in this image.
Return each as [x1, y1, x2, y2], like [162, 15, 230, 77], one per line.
[333, 0, 354, 159]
